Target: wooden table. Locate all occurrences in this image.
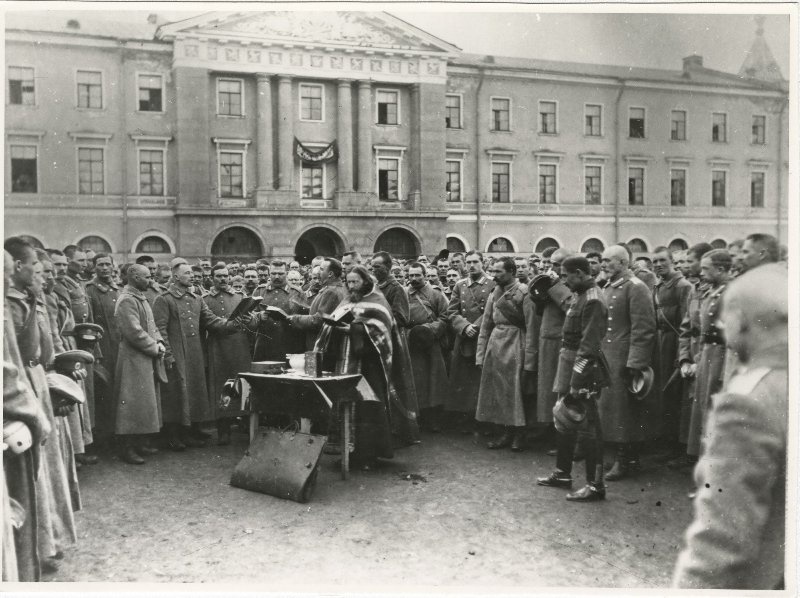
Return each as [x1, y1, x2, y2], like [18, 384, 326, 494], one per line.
[238, 372, 363, 480]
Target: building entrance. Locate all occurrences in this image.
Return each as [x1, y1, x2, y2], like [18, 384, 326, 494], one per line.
[294, 227, 345, 265]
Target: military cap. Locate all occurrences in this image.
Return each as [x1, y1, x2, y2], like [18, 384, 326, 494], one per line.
[46, 372, 86, 405]
[53, 349, 95, 373]
[627, 366, 654, 399]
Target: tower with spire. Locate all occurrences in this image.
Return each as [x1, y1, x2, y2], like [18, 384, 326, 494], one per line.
[739, 15, 784, 83]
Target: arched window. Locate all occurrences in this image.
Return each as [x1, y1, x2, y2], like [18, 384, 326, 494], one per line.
[79, 235, 112, 254]
[136, 236, 171, 254]
[488, 237, 514, 253]
[446, 236, 466, 253]
[534, 237, 559, 254]
[19, 235, 44, 249]
[580, 238, 604, 253]
[668, 238, 688, 252]
[627, 238, 648, 253]
[211, 227, 263, 261]
[710, 238, 727, 249]
[373, 228, 419, 260]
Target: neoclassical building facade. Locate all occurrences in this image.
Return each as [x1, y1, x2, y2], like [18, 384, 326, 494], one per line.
[5, 11, 789, 262]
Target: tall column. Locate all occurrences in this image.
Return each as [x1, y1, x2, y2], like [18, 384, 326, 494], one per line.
[336, 80, 354, 192]
[409, 84, 421, 199]
[277, 75, 294, 190]
[357, 80, 373, 193]
[174, 66, 210, 206]
[256, 74, 273, 190]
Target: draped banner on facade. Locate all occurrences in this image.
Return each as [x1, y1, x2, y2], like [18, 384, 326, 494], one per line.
[294, 138, 338, 164]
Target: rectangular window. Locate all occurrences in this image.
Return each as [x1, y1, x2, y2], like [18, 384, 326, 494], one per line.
[539, 101, 557, 134]
[628, 167, 644, 205]
[77, 70, 102, 109]
[378, 158, 399, 200]
[300, 84, 323, 121]
[491, 98, 510, 131]
[539, 164, 557, 204]
[670, 168, 686, 206]
[712, 170, 726, 207]
[752, 115, 766, 144]
[629, 107, 645, 138]
[750, 172, 765, 207]
[301, 164, 323, 198]
[78, 147, 104, 194]
[584, 165, 601, 205]
[491, 162, 510, 203]
[8, 66, 35, 105]
[671, 110, 686, 140]
[139, 149, 164, 196]
[445, 94, 461, 129]
[712, 113, 727, 142]
[137, 74, 163, 112]
[445, 160, 461, 202]
[377, 90, 398, 125]
[10, 145, 37, 193]
[585, 104, 602, 136]
[218, 78, 243, 116]
[219, 152, 244, 197]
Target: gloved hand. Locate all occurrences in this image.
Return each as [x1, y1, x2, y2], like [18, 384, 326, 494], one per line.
[71, 366, 88, 381]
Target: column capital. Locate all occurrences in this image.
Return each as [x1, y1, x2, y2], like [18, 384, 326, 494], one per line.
[278, 75, 293, 84]
[256, 73, 272, 83]
[357, 80, 372, 89]
[337, 78, 355, 87]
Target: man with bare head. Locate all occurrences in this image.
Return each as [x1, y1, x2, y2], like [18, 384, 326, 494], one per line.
[598, 244, 657, 480]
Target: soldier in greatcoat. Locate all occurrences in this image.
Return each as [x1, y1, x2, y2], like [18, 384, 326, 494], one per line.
[406, 263, 450, 432]
[475, 257, 536, 451]
[153, 263, 237, 450]
[598, 245, 657, 480]
[684, 250, 731, 462]
[203, 265, 252, 445]
[651, 246, 692, 460]
[85, 253, 121, 445]
[113, 264, 165, 464]
[670, 242, 713, 470]
[445, 250, 495, 434]
[288, 258, 347, 350]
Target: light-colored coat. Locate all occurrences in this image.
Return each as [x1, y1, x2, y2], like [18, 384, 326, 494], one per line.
[475, 281, 536, 426]
[598, 271, 657, 443]
[113, 285, 163, 434]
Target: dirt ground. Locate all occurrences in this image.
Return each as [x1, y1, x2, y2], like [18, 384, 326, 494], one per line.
[44, 426, 695, 590]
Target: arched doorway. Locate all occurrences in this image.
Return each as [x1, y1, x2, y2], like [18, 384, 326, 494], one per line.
[580, 238, 605, 253]
[79, 235, 112, 254]
[668, 238, 688, 252]
[211, 226, 263, 262]
[534, 237, 559, 253]
[627, 238, 648, 253]
[446, 236, 466, 253]
[710, 238, 727, 249]
[294, 227, 345, 265]
[487, 236, 514, 253]
[373, 228, 420, 260]
[136, 235, 171, 255]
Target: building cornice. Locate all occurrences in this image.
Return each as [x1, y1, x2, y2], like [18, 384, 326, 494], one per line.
[5, 30, 170, 52]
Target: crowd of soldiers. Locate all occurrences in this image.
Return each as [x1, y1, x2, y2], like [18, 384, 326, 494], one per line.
[2, 231, 788, 588]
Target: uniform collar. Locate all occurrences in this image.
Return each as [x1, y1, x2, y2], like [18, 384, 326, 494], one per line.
[123, 284, 147, 299]
[466, 274, 489, 286]
[408, 282, 429, 296]
[208, 287, 235, 297]
[167, 283, 195, 298]
[609, 270, 632, 288]
[6, 287, 30, 302]
[89, 276, 119, 291]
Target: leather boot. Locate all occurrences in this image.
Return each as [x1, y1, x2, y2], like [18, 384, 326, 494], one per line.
[165, 425, 186, 452]
[510, 429, 526, 452]
[604, 460, 627, 481]
[181, 427, 206, 448]
[122, 444, 145, 465]
[190, 423, 212, 441]
[487, 428, 513, 449]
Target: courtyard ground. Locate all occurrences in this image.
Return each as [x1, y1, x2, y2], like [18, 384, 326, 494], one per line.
[44, 427, 695, 591]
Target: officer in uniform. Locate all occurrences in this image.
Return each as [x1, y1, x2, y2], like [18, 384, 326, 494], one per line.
[242, 260, 307, 361]
[537, 256, 609, 501]
[445, 250, 495, 434]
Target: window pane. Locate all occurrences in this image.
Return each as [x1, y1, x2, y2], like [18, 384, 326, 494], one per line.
[750, 172, 765, 207]
[712, 113, 727, 142]
[670, 169, 686, 206]
[629, 109, 645, 138]
[78, 147, 103, 194]
[539, 164, 556, 204]
[628, 168, 644, 205]
[671, 111, 686, 140]
[752, 115, 766, 144]
[585, 104, 601, 136]
[446, 160, 461, 202]
[712, 171, 726, 206]
[585, 166, 601, 204]
[539, 101, 556, 134]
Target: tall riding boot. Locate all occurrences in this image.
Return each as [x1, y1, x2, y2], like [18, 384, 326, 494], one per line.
[120, 435, 145, 465]
[510, 426, 526, 452]
[165, 423, 186, 451]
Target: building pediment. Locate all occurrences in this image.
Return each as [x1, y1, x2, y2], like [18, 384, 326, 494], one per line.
[158, 11, 459, 56]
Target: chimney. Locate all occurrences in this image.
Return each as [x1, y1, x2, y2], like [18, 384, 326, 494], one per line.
[682, 55, 703, 74]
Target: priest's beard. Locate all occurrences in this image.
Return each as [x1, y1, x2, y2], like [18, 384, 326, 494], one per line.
[348, 289, 365, 303]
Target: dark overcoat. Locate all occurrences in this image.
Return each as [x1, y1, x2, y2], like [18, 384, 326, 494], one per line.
[407, 283, 449, 410]
[445, 274, 494, 414]
[598, 271, 657, 443]
[203, 287, 252, 419]
[534, 280, 572, 423]
[291, 279, 347, 350]
[113, 285, 163, 434]
[153, 284, 232, 425]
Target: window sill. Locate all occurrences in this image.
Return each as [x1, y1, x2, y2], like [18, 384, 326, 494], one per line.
[299, 119, 325, 124]
[584, 134, 604, 139]
[711, 140, 728, 144]
[76, 107, 105, 112]
[538, 132, 558, 136]
[446, 126, 464, 131]
[490, 129, 512, 134]
[135, 110, 166, 116]
[750, 142, 767, 147]
[376, 123, 400, 128]
[6, 103, 38, 108]
[627, 136, 646, 140]
[216, 114, 246, 119]
[668, 138, 687, 142]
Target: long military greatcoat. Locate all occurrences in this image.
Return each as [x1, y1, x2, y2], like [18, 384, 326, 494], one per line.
[534, 280, 572, 423]
[246, 283, 307, 361]
[475, 281, 536, 427]
[86, 277, 121, 436]
[598, 271, 657, 443]
[445, 274, 494, 414]
[153, 284, 233, 425]
[113, 285, 163, 435]
[291, 279, 347, 350]
[653, 270, 692, 439]
[203, 287, 252, 419]
[677, 278, 709, 444]
[407, 283, 450, 410]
